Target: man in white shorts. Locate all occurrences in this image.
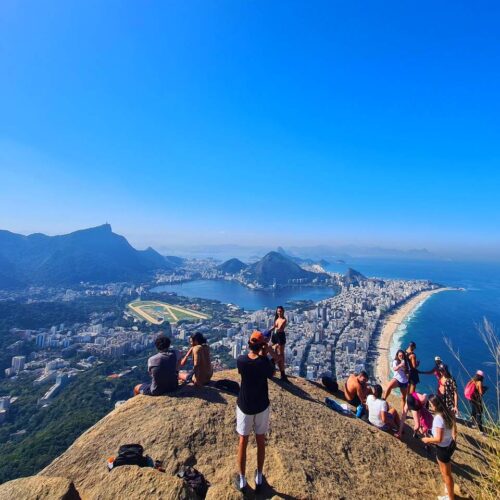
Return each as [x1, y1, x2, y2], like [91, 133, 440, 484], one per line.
[235, 331, 277, 492]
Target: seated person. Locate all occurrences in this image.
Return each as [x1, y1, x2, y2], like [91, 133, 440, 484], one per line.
[366, 384, 401, 437]
[134, 336, 180, 396]
[179, 332, 213, 386]
[344, 370, 370, 407]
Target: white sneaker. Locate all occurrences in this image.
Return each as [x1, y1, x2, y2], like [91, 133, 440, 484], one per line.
[437, 495, 449, 500]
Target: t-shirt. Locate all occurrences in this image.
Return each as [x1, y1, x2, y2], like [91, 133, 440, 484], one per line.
[193, 344, 213, 385]
[432, 414, 453, 448]
[366, 395, 388, 428]
[237, 354, 275, 415]
[392, 360, 409, 384]
[148, 349, 180, 395]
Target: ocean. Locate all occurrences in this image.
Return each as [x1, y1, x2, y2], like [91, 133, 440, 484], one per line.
[327, 259, 500, 415]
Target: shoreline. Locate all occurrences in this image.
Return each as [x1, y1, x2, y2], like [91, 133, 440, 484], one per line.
[375, 287, 456, 383]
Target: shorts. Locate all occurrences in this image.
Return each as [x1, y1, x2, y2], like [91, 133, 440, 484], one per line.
[408, 370, 420, 385]
[138, 383, 152, 396]
[271, 331, 286, 346]
[236, 406, 270, 436]
[435, 440, 456, 464]
[346, 394, 362, 407]
[396, 381, 409, 389]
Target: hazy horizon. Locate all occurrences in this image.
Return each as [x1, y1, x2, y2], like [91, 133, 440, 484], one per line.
[1, 2, 499, 259]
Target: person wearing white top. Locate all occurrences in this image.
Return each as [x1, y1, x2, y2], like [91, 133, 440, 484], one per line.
[422, 395, 457, 500]
[366, 384, 401, 437]
[384, 349, 410, 413]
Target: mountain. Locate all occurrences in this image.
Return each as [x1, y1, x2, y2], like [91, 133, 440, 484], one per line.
[343, 267, 367, 286]
[0, 224, 176, 288]
[0, 371, 483, 499]
[243, 251, 325, 286]
[217, 258, 247, 274]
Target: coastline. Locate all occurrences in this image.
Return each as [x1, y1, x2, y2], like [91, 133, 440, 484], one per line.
[375, 287, 455, 383]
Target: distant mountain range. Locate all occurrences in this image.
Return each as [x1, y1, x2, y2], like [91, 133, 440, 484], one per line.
[0, 224, 180, 288]
[241, 251, 327, 286]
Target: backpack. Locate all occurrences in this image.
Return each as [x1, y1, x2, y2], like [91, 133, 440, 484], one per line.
[321, 376, 339, 394]
[464, 380, 476, 400]
[213, 379, 240, 395]
[177, 466, 210, 499]
[109, 444, 149, 470]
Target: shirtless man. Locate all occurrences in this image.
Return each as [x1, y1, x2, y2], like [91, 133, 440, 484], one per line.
[344, 371, 370, 408]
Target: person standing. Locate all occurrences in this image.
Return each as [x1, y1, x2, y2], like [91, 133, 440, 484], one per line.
[384, 349, 409, 412]
[235, 331, 278, 492]
[422, 395, 457, 500]
[437, 364, 458, 439]
[406, 341, 420, 394]
[270, 305, 288, 382]
[466, 370, 486, 434]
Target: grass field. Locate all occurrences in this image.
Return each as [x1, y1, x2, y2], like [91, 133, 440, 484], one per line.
[127, 300, 209, 325]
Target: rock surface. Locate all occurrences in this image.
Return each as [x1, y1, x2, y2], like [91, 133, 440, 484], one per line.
[0, 371, 486, 499]
[0, 475, 80, 500]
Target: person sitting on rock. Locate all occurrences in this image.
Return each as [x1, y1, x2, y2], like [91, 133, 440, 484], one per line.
[134, 335, 180, 396]
[178, 332, 213, 386]
[366, 384, 401, 438]
[344, 370, 370, 412]
[234, 331, 279, 493]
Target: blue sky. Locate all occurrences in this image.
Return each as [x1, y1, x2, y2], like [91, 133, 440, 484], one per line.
[1, 1, 499, 257]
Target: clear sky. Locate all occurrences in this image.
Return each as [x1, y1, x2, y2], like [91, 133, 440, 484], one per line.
[1, 1, 499, 258]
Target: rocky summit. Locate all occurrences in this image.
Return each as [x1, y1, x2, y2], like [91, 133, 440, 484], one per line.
[0, 371, 485, 499]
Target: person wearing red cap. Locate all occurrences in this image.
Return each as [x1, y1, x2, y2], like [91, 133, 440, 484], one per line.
[234, 331, 278, 492]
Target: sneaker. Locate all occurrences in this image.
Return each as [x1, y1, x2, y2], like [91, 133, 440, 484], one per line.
[233, 474, 247, 492]
[437, 496, 449, 500]
[255, 469, 264, 493]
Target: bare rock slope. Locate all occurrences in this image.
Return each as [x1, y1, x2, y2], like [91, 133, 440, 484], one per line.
[0, 371, 485, 499]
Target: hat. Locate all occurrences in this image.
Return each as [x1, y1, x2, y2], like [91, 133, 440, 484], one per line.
[476, 370, 484, 377]
[434, 356, 441, 362]
[262, 329, 272, 341]
[250, 331, 266, 345]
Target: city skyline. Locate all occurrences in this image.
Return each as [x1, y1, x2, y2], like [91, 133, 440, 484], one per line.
[1, 2, 499, 258]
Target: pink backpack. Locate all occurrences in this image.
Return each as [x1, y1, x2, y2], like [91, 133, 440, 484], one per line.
[464, 380, 476, 400]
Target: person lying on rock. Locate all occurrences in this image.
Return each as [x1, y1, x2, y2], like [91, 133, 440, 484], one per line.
[134, 335, 181, 396]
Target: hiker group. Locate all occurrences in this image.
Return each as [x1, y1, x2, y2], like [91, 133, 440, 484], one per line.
[343, 342, 487, 500]
[129, 306, 488, 500]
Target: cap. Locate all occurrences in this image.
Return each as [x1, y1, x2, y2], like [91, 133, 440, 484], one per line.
[262, 329, 272, 341]
[476, 370, 484, 377]
[249, 331, 266, 345]
[434, 356, 441, 362]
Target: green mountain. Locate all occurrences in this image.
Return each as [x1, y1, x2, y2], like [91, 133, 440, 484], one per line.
[217, 258, 247, 274]
[243, 251, 325, 286]
[0, 224, 176, 287]
[343, 267, 367, 286]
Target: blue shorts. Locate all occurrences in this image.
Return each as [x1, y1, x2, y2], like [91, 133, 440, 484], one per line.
[397, 381, 409, 389]
[138, 383, 152, 395]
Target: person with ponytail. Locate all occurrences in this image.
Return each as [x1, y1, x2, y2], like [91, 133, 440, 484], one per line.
[422, 395, 457, 500]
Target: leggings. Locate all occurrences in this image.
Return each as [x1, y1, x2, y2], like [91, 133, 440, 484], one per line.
[470, 398, 484, 432]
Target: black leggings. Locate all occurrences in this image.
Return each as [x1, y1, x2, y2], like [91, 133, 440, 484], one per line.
[470, 398, 484, 432]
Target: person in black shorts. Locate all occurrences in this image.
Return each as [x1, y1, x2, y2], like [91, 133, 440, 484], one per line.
[406, 341, 420, 394]
[270, 305, 288, 381]
[422, 395, 457, 500]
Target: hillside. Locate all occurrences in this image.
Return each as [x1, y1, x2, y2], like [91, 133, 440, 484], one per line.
[243, 251, 326, 286]
[218, 258, 248, 274]
[343, 267, 367, 286]
[0, 224, 176, 287]
[0, 371, 486, 499]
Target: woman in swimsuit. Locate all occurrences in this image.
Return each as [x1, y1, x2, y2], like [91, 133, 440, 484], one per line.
[384, 349, 409, 412]
[270, 305, 288, 382]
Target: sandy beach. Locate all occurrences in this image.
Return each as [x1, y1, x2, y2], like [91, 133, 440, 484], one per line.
[375, 287, 455, 383]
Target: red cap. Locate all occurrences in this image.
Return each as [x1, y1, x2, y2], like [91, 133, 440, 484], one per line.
[249, 331, 266, 345]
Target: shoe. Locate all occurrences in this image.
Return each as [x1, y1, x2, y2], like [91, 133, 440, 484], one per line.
[280, 374, 289, 383]
[437, 495, 449, 500]
[233, 474, 247, 492]
[255, 469, 264, 493]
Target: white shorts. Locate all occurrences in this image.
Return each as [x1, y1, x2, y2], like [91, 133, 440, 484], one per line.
[236, 405, 270, 436]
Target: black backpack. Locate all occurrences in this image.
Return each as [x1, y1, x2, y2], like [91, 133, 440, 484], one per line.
[177, 466, 210, 499]
[112, 444, 149, 469]
[321, 376, 339, 394]
[213, 379, 240, 395]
